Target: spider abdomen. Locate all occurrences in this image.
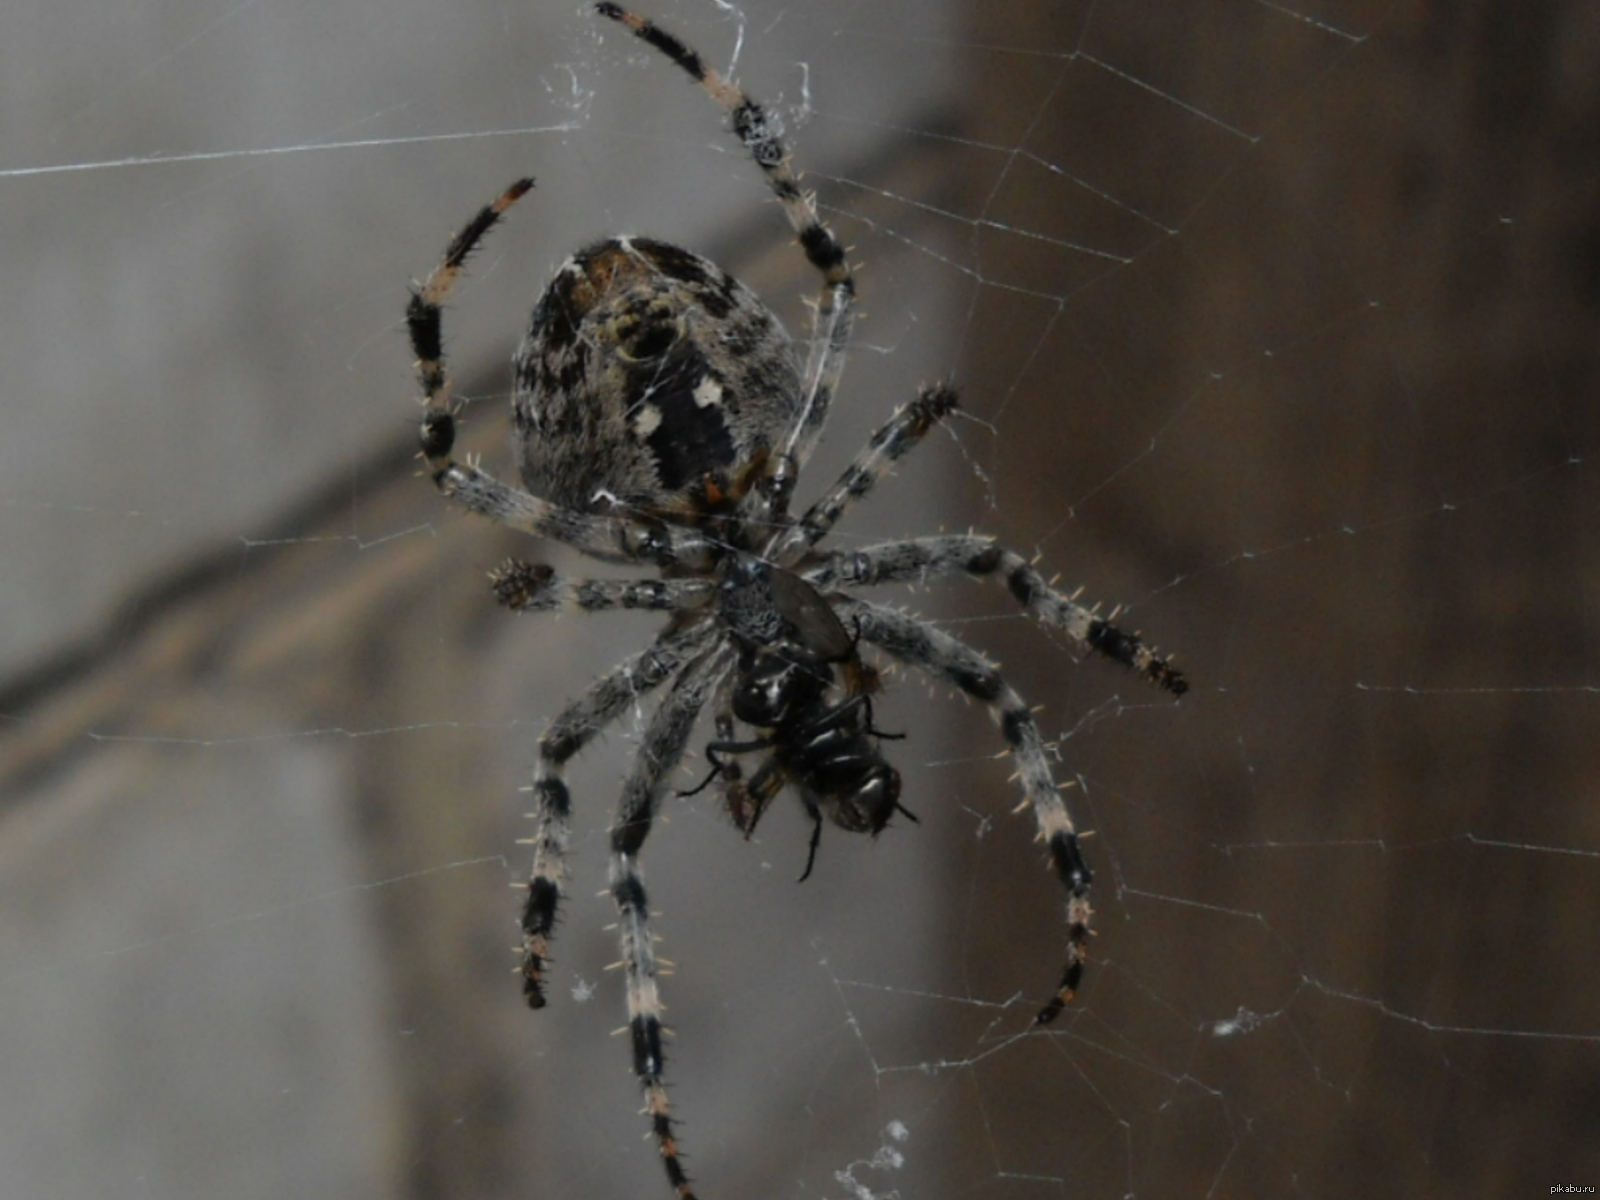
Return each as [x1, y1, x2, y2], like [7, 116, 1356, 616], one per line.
[512, 236, 803, 515]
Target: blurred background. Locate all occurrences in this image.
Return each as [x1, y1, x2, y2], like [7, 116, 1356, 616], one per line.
[1, 0, 1596, 1196]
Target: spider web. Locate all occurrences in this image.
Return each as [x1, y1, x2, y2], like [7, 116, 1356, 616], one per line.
[1, 0, 1597, 1197]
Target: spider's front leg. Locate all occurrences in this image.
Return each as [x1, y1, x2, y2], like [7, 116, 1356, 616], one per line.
[833, 596, 1093, 1025]
[807, 536, 1188, 697]
[597, 1, 855, 464]
[767, 382, 958, 564]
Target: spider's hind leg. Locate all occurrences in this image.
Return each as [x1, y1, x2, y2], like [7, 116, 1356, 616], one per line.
[517, 626, 710, 1008]
[836, 596, 1094, 1025]
[608, 645, 727, 1200]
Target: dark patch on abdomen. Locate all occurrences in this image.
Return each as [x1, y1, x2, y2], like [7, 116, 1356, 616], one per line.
[636, 348, 735, 491]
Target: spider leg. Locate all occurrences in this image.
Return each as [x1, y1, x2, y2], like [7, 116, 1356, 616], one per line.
[596, 2, 854, 466]
[771, 383, 959, 562]
[832, 596, 1093, 1026]
[489, 559, 715, 616]
[806, 536, 1187, 696]
[519, 623, 715, 1008]
[408, 179, 712, 569]
[609, 644, 730, 1200]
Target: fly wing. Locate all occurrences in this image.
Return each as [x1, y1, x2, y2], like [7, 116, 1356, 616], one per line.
[767, 567, 854, 662]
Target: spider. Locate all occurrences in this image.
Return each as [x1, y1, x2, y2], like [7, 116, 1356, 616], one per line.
[407, 5, 1187, 1196]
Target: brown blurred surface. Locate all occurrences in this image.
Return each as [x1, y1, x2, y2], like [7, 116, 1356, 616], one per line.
[943, 1, 1600, 1196]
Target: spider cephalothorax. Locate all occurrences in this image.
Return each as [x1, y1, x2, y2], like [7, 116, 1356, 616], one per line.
[407, 6, 1187, 1197]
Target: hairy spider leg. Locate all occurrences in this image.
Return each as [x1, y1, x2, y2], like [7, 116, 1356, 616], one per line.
[596, 2, 855, 468]
[834, 597, 1094, 1026]
[609, 646, 731, 1200]
[489, 559, 716, 616]
[770, 382, 960, 563]
[807, 537, 1188, 696]
[519, 625, 715, 1007]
